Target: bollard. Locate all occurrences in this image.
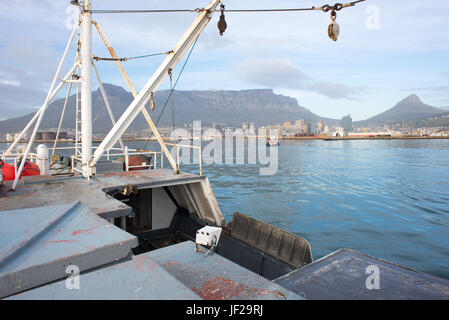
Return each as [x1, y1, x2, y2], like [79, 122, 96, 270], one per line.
[36, 144, 50, 175]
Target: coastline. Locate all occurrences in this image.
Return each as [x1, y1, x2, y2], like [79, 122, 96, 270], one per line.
[1, 136, 449, 144]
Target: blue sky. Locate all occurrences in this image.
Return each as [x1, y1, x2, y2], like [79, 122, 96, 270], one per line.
[0, 0, 448, 122]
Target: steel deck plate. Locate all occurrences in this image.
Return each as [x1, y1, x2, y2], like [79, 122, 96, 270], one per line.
[8, 253, 201, 300]
[274, 249, 449, 300]
[147, 241, 303, 300]
[0, 202, 138, 298]
[0, 169, 209, 219]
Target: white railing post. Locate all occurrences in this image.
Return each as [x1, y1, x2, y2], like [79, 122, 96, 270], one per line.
[153, 152, 157, 170]
[125, 146, 129, 172]
[176, 145, 180, 172]
[199, 148, 202, 176]
[161, 152, 164, 169]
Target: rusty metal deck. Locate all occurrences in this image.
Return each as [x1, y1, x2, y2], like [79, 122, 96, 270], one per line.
[0, 202, 138, 298]
[147, 241, 303, 300]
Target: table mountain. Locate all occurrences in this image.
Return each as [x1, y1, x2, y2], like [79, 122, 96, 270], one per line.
[0, 84, 336, 134]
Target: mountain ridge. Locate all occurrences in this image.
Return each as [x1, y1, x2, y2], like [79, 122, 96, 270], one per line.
[0, 84, 338, 134]
[355, 94, 445, 125]
[0, 86, 445, 134]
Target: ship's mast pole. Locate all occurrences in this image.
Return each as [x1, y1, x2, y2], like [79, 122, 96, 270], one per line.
[80, 0, 93, 177]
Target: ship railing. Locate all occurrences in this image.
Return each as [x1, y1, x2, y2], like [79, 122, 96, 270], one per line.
[165, 143, 202, 176]
[70, 146, 162, 175]
[70, 155, 88, 178]
[0, 152, 38, 177]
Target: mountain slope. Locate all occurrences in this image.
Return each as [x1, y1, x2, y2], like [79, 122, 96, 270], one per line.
[360, 94, 444, 125]
[0, 84, 337, 134]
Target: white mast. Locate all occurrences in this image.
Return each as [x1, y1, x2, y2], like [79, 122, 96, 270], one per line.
[80, 0, 93, 177]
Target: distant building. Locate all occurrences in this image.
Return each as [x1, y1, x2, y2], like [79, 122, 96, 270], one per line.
[213, 122, 225, 133]
[283, 121, 292, 130]
[342, 115, 353, 135]
[41, 132, 57, 141]
[316, 121, 324, 134]
[5, 133, 13, 142]
[265, 124, 283, 138]
[348, 131, 392, 137]
[242, 122, 249, 131]
[304, 119, 312, 135]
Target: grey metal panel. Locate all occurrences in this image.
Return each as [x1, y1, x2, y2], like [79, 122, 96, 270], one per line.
[8, 253, 201, 300]
[147, 241, 303, 300]
[274, 249, 449, 300]
[152, 187, 177, 230]
[0, 176, 132, 218]
[97, 170, 224, 227]
[166, 183, 224, 227]
[230, 212, 312, 268]
[0, 202, 138, 298]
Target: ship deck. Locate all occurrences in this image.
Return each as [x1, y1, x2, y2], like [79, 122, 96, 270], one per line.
[0, 169, 207, 219]
[9, 241, 301, 300]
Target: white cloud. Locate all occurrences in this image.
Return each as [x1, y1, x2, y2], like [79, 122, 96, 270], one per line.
[236, 57, 364, 100]
[307, 81, 365, 100]
[236, 58, 307, 89]
[0, 80, 20, 87]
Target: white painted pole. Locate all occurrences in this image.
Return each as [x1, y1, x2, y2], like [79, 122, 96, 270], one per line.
[91, 61, 126, 155]
[80, 0, 93, 177]
[3, 21, 79, 157]
[11, 64, 79, 190]
[52, 82, 73, 157]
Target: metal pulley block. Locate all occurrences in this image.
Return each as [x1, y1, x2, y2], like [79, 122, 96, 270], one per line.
[217, 4, 227, 36]
[328, 10, 340, 41]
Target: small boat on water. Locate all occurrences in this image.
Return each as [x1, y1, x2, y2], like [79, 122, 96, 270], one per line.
[1, 0, 449, 301]
[266, 136, 280, 147]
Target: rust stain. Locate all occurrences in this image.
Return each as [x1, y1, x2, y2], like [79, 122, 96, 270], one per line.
[192, 277, 269, 300]
[133, 258, 147, 272]
[162, 260, 179, 267]
[44, 240, 79, 244]
[272, 290, 286, 299]
[133, 256, 157, 271]
[71, 225, 99, 236]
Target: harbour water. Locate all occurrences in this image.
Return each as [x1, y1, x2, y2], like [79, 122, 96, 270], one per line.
[2, 139, 449, 280]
